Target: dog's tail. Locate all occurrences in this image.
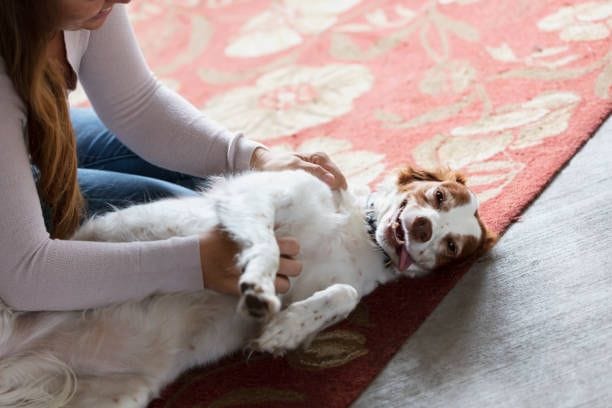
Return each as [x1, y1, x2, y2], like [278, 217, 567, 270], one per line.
[0, 352, 76, 408]
[0, 300, 76, 408]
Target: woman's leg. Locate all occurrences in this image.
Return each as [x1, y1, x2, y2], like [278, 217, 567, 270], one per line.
[71, 107, 205, 190]
[77, 169, 198, 218]
[71, 108, 206, 218]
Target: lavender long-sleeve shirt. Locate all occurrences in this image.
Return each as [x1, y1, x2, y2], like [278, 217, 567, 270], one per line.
[0, 5, 260, 311]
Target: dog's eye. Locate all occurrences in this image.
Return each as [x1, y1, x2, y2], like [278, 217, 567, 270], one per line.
[435, 190, 445, 206]
[447, 239, 457, 255]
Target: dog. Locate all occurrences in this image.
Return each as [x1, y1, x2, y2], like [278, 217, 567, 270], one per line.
[0, 165, 496, 407]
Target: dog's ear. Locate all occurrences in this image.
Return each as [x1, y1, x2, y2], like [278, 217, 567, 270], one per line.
[481, 226, 498, 252]
[397, 165, 467, 187]
[477, 217, 498, 254]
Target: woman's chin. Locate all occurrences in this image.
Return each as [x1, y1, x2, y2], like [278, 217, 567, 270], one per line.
[83, 16, 110, 30]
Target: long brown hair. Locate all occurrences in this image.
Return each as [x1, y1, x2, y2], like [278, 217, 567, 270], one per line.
[0, 0, 84, 239]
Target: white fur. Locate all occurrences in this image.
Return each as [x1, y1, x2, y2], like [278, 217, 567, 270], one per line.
[0, 169, 483, 407]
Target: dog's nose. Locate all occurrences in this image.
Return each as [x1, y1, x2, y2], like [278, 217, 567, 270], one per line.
[410, 217, 432, 243]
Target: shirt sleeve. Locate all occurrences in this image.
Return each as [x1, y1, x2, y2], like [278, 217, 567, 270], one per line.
[78, 4, 262, 176]
[0, 64, 204, 312]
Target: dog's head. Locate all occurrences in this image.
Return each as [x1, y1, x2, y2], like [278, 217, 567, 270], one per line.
[373, 166, 497, 277]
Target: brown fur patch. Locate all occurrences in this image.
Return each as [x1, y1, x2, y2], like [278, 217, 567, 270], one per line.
[441, 182, 471, 207]
[476, 215, 498, 256]
[435, 234, 477, 267]
[397, 165, 466, 187]
[397, 166, 470, 212]
[435, 219, 498, 270]
[399, 181, 472, 212]
[412, 188, 429, 207]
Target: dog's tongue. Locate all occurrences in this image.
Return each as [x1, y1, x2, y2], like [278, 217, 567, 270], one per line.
[398, 246, 412, 271]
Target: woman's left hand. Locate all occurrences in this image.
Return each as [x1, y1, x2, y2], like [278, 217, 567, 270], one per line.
[250, 148, 348, 190]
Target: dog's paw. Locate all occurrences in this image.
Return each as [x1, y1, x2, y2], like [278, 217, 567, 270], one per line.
[249, 313, 307, 356]
[238, 282, 280, 320]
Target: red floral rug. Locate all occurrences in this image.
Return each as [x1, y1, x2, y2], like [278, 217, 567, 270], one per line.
[74, 0, 612, 406]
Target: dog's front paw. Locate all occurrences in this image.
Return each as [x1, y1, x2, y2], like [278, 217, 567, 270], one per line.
[238, 282, 280, 320]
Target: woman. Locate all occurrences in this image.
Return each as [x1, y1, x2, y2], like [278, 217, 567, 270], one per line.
[0, 0, 346, 311]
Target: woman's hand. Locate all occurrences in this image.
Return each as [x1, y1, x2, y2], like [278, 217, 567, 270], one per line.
[250, 147, 348, 191]
[198, 229, 302, 296]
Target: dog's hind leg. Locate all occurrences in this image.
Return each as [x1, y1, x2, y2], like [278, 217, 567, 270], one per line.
[249, 284, 359, 356]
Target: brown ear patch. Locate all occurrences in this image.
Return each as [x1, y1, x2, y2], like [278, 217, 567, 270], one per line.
[442, 182, 472, 207]
[471, 216, 498, 260]
[434, 214, 498, 272]
[397, 165, 466, 188]
[479, 222, 498, 253]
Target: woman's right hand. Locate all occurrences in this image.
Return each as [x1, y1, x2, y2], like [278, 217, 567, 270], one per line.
[250, 148, 348, 191]
[198, 229, 302, 296]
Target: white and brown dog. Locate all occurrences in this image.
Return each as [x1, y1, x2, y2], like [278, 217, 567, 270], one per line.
[0, 165, 496, 408]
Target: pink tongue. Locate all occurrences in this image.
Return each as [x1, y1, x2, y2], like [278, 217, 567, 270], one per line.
[399, 246, 412, 271]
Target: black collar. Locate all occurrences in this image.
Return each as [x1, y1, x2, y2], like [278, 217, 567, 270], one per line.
[365, 195, 392, 268]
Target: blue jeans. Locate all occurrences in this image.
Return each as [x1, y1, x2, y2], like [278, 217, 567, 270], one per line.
[72, 108, 204, 219]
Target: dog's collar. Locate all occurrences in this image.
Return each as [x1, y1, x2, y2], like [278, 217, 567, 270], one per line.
[365, 194, 392, 268]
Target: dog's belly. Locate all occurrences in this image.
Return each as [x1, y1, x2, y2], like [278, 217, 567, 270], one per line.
[271, 190, 387, 304]
[283, 241, 384, 304]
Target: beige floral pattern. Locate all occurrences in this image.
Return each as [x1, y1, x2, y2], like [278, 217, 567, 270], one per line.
[335, 5, 416, 33]
[486, 43, 581, 68]
[286, 330, 369, 371]
[225, 0, 361, 58]
[457, 92, 579, 146]
[413, 91, 580, 202]
[537, 2, 612, 41]
[420, 59, 476, 95]
[202, 64, 373, 141]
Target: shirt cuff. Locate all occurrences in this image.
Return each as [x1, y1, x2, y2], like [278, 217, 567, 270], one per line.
[227, 132, 267, 173]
